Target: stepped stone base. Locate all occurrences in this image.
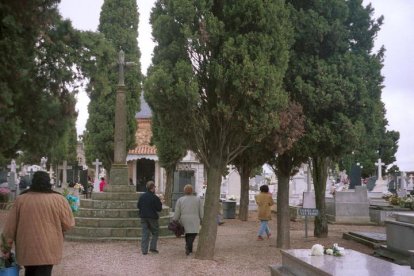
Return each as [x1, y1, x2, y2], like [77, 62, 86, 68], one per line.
[66, 174, 172, 241]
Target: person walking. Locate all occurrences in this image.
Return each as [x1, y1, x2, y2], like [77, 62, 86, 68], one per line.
[2, 171, 75, 276]
[255, 184, 274, 240]
[173, 184, 204, 255]
[137, 181, 162, 255]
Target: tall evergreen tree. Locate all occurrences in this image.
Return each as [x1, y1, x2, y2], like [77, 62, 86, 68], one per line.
[150, 112, 187, 207]
[0, 0, 83, 164]
[84, 0, 142, 171]
[285, 0, 394, 237]
[146, 0, 291, 259]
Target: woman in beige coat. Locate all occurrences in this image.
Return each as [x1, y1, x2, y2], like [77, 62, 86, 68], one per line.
[2, 171, 75, 276]
[255, 184, 274, 240]
[173, 184, 203, 255]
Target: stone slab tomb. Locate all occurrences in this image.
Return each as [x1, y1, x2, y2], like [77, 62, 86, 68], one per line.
[270, 249, 413, 276]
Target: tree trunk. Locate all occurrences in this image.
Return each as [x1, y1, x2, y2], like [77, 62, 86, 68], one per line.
[276, 171, 290, 248]
[196, 162, 223, 260]
[164, 167, 174, 207]
[312, 156, 329, 238]
[238, 167, 250, 221]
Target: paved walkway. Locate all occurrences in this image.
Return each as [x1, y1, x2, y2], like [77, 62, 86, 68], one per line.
[1, 210, 386, 275]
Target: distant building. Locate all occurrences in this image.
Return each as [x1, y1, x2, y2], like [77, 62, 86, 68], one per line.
[126, 93, 205, 207]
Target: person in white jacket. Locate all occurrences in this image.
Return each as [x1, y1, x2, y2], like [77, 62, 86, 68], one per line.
[173, 184, 204, 255]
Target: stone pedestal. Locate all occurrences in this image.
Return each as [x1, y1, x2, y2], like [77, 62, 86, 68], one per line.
[109, 164, 129, 186]
[372, 178, 388, 193]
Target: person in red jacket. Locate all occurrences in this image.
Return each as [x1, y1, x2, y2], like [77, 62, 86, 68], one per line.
[99, 177, 107, 192]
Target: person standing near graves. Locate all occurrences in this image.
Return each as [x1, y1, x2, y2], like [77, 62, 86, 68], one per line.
[1, 171, 75, 276]
[99, 177, 107, 192]
[255, 184, 274, 240]
[173, 184, 204, 255]
[137, 181, 162, 255]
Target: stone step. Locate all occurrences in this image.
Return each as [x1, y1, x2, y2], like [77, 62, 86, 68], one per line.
[80, 199, 137, 209]
[66, 225, 171, 238]
[104, 185, 137, 193]
[76, 207, 170, 218]
[75, 216, 171, 228]
[92, 192, 139, 201]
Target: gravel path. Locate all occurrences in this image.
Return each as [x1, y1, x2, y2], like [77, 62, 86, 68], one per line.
[0, 210, 385, 275]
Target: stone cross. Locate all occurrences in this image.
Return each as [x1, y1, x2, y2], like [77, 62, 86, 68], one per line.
[113, 49, 137, 164]
[375, 158, 385, 180]
[48, 165, 55, 185]
[58, 160, 72, 187]
[7, 159, 19, 173]
[92, 159, 102, 183]
[117, 49, 137, 87]
[40, 157, 48, 170]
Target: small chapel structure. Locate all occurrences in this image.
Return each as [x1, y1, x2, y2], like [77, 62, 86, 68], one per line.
[126, 94, 205, 207]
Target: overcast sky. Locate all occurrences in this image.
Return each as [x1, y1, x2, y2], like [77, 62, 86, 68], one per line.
[59, 0, 414, 171]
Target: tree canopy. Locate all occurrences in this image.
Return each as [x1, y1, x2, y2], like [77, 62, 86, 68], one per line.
[284, 0, 397, 237]
[146, 0, 292, 259]
[83, 0, 142, 171]
[0, 0, 83, 165]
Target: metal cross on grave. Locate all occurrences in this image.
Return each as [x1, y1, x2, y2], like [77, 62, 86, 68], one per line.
[375, 158, 385, 180]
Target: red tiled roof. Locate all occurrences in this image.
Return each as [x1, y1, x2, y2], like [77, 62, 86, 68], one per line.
[128, 145, 157, 155]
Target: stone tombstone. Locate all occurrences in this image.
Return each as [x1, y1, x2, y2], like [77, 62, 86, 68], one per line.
[302, 192, 316, 208]
[349, 164, 361, 189]
[366, 176, 377, 191]
[7, 172, 16, 190]
[400, 172, 407, 190]
[290, 171, 308, 206]
[377, 213, 414, 265]
[326, 186, 370, 224]
[408, 174, 414, 191]
[0, 171, 8, 187]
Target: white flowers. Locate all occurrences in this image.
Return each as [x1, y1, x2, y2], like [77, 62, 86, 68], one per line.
[311, 243, 345, 256]
[333, 243, 345, 256]
[73, 183, 84, 191]
[310, 244, 324, 256]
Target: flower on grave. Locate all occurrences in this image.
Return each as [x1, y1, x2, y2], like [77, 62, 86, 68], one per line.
[310, 244, 324, 256]
[0, 234, 17, 269]
[404, 195, 413, 203]
[62, 188, 80, 213]
[0, 187, 10, 203]
[73, 183, 84, 192]
[324, 243, 344, 256]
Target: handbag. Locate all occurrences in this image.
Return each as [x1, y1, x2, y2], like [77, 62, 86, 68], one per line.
[168, 220, 185, 237]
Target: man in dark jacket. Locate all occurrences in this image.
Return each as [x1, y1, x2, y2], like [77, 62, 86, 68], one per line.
[137, 181, 162, 255]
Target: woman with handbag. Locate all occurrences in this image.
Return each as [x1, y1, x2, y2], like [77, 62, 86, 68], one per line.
[173, 184, 204, 255]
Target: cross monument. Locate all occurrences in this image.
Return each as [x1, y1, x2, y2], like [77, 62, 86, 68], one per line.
[375, 158, 385, 180]
[92, 158, 102, 192]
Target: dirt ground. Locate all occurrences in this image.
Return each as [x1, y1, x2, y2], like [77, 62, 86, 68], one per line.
[0, 209, 385, 275]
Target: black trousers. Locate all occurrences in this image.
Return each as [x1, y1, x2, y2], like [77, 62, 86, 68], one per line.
[25, 265, 53, 276]
[185, 233, 197, 253]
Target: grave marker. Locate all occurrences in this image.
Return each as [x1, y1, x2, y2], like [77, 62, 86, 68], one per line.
[375, 158, 385, 180]
[92, 159, 102, 192]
